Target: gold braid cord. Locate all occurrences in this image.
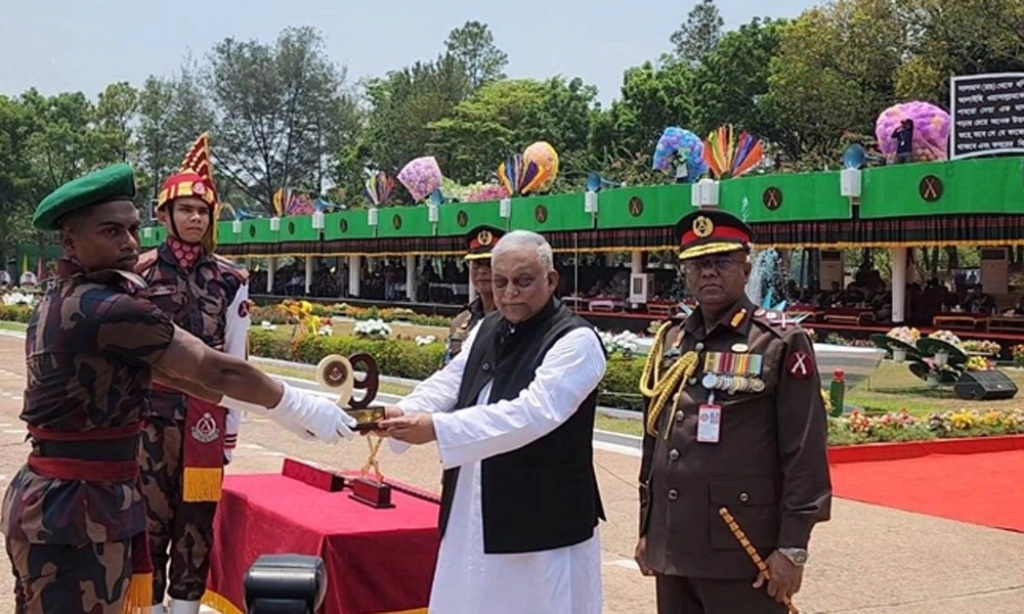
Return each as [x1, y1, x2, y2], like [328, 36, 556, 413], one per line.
[718, 508, 800, 614]
[639, 322, 698, 437]
[361, 435, 385, 481]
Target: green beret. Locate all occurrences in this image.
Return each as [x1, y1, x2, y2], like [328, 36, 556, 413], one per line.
[33, 163, 137, 231]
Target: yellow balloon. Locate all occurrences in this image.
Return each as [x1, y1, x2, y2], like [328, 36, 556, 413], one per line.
[521, 141, 559, 194]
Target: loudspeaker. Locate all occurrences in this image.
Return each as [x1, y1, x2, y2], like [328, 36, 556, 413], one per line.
[244, 554, 327, 614]
[953, 370, 1018, 401]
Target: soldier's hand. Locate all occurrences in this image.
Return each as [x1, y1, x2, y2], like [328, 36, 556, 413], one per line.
[634, 536, 654, 576]
[753, 551, 803, 604]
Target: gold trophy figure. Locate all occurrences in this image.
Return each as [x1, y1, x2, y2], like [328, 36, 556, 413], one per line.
[316, 353, 393, 508]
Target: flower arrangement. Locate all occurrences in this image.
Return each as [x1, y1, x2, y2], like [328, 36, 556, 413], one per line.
[599, 330, 640, 357]
[964, 356, 994, 371]
[886, 326, 920, 345]
[927, 329, 962, 348]
[961, 339, 1001, 356]
[278, 300, 323, 340]
[415, 335, 437, 346]
[1012, 344, 1024, 367]
[830, 408, 1024, 444]
[1, 292, 36, 307]
[353, 318, 392, 339]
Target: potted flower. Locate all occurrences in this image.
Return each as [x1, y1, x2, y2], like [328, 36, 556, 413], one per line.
[871, 326, 920, 362]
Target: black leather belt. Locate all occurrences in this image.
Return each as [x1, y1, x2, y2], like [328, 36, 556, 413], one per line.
[32, 435, 140, 462]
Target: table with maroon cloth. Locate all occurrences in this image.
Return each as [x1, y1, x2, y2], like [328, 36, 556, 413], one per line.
[202, 461, 440, 614]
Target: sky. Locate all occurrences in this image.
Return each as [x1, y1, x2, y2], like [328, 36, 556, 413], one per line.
[0, 0, 818, 106]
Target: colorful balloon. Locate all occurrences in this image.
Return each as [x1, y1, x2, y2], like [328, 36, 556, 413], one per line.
[652, 127, 707, 182]
[520, 141, 560, 194]
[397, 156, 443, 202]
[875, 102, 950, 162]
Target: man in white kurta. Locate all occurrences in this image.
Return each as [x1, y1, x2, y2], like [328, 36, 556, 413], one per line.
[388, 320, 606, 614]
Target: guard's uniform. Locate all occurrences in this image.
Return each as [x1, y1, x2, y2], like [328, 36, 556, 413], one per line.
[134, 135, 250, 611]
[1, 164, 176, 614]
[638, 210, 832, 614]
[442, 225, 504, 365]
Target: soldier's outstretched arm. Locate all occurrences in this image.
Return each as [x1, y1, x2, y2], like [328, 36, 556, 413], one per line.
[152, 324, 356, 443]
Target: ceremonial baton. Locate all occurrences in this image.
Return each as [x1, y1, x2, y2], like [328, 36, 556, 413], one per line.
[718, 507, 799, 614]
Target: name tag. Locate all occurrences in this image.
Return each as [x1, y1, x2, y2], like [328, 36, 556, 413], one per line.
[697, 404, 721, 443]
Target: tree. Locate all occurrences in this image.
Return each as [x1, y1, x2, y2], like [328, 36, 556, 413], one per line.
[428, 77, 599, 185]
[689, 18, 787, 142]
[0, 96, 35, 262]
[669, 0, 725, 67]
[589, 62, 693, 182]
[93, 82, 138, 162]
[761, 0, 906, 164]
[206, 26, 358, 212]
[444, 21, 508, 90]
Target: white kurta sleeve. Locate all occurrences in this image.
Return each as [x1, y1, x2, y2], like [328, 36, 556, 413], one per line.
[221, 281, 251, 458]
[432, 327, 606, 469]
[388, 323, 480, 454]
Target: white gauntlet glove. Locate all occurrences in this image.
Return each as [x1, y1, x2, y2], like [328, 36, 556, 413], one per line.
[221, 382, 357, 443]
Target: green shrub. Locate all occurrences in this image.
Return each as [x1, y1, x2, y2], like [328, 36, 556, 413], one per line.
[0, 305, 34, 323]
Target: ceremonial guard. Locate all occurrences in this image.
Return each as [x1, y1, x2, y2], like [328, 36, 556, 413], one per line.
[134, 135, 246, 614]
[1, 164, 355, 614]
[635, 209, 832, 614]
[443, 225, 503, 364]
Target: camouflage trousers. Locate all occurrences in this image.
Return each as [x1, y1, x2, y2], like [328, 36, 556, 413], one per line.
[6, 536, 132, 614]
[139, 416, 218, 603]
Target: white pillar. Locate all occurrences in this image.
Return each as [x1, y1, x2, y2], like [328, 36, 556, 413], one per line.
[304, 256, 314, 295]
[266, 256, 277, 294]
[348, 255, 360, 297]
[891, 247, 907, 323]
[405, 255, 416, 301]
[630, 250, 643, 275]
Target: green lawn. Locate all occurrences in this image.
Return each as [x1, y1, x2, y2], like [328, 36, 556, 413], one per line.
[0, 321, 27, 332]
[846, 360, 1024, 416]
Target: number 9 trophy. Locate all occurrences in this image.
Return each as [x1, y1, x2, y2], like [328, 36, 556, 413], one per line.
[315, 353, 393, 508]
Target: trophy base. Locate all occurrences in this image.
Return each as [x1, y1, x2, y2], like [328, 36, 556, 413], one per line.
[344, 405, 387, 432]
[348, 477, 394, 509]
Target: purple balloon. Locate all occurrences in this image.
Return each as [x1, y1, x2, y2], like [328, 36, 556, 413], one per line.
[875, 101, 950, 162]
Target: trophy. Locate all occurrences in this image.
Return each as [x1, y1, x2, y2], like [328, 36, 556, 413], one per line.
[315, 353, 393, 508]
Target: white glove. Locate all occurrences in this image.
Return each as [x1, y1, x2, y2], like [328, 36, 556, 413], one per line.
[270, 383, 357, 444]
[220, 393, 318, 441]
[223, 448, 234, 465]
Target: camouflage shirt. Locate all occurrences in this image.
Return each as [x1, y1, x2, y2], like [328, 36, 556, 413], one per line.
[136, 242, 245, 421]
[1, 258, 175, 545]
[444, 298, 487, 364]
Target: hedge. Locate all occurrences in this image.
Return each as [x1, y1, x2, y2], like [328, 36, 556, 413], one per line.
[249, 328, 646, 411]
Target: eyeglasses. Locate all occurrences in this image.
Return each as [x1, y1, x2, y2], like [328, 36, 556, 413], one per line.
[682, 255, 742, 275]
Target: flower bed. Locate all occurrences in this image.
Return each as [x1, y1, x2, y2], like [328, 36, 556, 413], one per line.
[828, 408, 1024, 446]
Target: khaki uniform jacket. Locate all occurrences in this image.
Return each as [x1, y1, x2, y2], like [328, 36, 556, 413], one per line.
[639, 297, 832, 579]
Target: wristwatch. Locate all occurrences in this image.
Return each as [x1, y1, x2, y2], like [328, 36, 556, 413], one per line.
[777, 548, 808, 566]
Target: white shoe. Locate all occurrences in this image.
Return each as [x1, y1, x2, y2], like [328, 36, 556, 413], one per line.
[168, 600, 201, 614]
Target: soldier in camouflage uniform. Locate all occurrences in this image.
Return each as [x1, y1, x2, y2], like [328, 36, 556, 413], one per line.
[134, 136, 250, 614]
[1, 163, 357, 614]
[443, 225, 504, 365]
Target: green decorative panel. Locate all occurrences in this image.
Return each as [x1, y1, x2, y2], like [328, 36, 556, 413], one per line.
[596, 185, 691, 229]
[859, 157, 1024, 219]
[216, 221, 240, 245]
[718, 171, 851, 222]
[509, 193, 592, 232]
[242, 219, 277, 243]
[438, 200, 506, 236]
[278, 215, 318, 241]
[323, 211, 373, 241]
[378, 206, 432, 238]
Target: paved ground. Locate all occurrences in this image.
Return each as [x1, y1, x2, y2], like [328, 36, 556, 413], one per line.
[0, 331, 1021, 613]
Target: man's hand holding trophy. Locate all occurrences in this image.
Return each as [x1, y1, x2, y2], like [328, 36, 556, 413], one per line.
[315, 353, 395, 508]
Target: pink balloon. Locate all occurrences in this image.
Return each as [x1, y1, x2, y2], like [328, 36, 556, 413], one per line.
[875, 101, 951, 162]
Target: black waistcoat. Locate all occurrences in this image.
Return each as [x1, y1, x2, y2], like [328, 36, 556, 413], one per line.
[439, 299, 606, 554]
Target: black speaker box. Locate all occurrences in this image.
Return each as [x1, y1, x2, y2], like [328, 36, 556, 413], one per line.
[953, 370, 1018, 401]
[244, 554, 326, 614]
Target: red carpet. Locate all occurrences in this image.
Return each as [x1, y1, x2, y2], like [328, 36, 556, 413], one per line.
[831, 448, 1024, 533]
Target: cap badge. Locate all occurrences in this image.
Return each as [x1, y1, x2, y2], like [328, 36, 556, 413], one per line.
[693, 215, 714, 238]
[192, 181, 206, 196]
[478, 230, 494, 246]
